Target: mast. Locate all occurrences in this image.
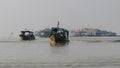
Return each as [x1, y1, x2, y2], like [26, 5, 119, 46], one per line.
[57, 21, 60, 28]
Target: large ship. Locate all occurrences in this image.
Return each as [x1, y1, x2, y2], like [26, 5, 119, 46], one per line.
[35, 28, 51, 37]
[69, 28, 119, 42]
[70, 28, 117, 37]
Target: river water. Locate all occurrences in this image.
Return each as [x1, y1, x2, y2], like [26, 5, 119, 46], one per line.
[0, 37, 120, 68]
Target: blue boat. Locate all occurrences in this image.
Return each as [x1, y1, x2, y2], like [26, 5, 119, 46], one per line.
[49, 21, 69, 44]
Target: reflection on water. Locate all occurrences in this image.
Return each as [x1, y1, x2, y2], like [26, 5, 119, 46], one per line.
[50, 42, 69, 47]
[0, 37, 120, 68]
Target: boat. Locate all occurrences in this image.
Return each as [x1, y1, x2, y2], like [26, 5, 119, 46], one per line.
[19, 30, 36, 40]
[35, 28, 51, 37]
[49, 21, 69, 45]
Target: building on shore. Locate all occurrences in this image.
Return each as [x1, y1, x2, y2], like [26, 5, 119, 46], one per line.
[70, 28, 117, 37]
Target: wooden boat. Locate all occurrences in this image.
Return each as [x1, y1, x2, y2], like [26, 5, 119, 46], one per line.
[49, 21, 69, 45]
[19, 30, 35, 40]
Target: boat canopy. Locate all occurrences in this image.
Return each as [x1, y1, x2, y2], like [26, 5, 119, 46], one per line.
[21, 31, 34, 34]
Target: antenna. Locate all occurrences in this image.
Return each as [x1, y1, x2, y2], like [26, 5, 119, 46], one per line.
[57, 21, 60, 28]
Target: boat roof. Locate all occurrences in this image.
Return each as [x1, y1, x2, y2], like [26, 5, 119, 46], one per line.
[21, 31, 34, 33]
[51, 27, 69, 32]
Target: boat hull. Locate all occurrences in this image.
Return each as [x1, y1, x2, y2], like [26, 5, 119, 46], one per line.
[20, 35, 35, 40]
[50, 34, 69, 43]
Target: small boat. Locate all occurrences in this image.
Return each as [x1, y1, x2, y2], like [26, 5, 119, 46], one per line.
[49, 21, 69, 45]
[19, 30, 35, 40]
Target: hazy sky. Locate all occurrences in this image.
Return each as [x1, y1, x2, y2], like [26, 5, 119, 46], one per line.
[0, 0, 120, 37]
